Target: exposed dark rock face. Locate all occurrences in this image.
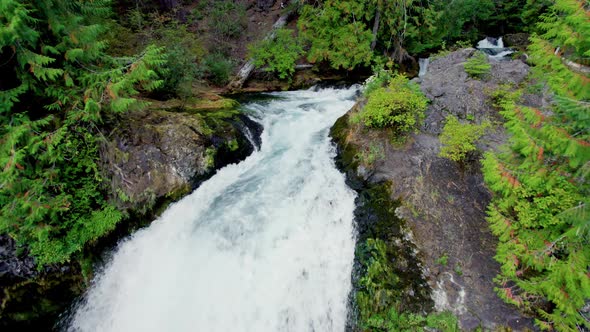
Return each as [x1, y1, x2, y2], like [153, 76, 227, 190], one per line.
[333, 50, 538, 331]
[416, 48, 529, 135]
[0, 235, 36, 283]
[101, 109, 261, 214]
[503, 33, 531, 49]
[331, 112, 433, 332]
[0, 235, 85, 331]
[256, 0, 275, 11]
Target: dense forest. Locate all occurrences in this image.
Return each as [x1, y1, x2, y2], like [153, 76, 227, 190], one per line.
[1, 0, 589, 330]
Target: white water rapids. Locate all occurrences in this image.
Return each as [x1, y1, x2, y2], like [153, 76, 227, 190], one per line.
[67, 87, 359, 332]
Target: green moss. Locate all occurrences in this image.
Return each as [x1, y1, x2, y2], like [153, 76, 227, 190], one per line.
[329, 113, 360, 172]
[227, 139, 239, 152]
[0, 270, 85, 325]
[356, 237, 460, 331]
[204, 147, 217, 169]
[437, 254, 449, 266]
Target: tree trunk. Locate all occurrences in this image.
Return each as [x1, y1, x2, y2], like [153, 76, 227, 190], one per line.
[370, 8, 381, 51]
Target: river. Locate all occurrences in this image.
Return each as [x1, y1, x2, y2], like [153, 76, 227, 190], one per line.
[66, 87, 359, 332]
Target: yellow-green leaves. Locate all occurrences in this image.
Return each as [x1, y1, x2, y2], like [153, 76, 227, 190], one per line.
[438, 115, 490, 164]
[464, 51, 491, 79]
[359, 74, 428, 134]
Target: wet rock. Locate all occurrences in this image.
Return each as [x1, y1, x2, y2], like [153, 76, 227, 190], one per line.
[503, 33, 531, 49]
[101, 109, 261, 214]
[0, 235, 36, 284]
[0, 235, 85, 330]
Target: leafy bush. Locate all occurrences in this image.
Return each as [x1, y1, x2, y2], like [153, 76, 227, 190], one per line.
[248, 28, 303, 80]
[438, 115, 490, 164]
[359, 74, 428, 134]
[298, 3, 373, 70]
[203, 53, 233, 86]
[464, 51, 491, 79]
[363, 69, 393, 96]
[152, 24, 205, 99]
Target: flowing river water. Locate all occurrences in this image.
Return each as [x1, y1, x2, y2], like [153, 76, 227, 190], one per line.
[67, 87, 360, 332]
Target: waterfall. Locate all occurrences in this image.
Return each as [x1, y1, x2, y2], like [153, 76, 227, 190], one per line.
[418, 58, 429, 77]
[66, 87, 359, 332]
[477, 36, 514, 60]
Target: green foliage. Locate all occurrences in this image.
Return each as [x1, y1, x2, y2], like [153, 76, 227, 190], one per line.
[151, 23, 204, 99]
[482, 2, 590, 328]
[359, 74, 428, 134]
[439, 116, 490, 164]
[436, 254, 449, 266]
[209, 0, 247, 39]
[248, 28, 303, 80]
[0, 0, 165, 266]
[298, 2, 373, 70]
[203, 53, 233, 86]
[464, 52, 491, 79]
[357, 238, 460, 331]
[227, 139, 239, 152]
[363, 69, 394, 97]
[204, 147, 217, 169]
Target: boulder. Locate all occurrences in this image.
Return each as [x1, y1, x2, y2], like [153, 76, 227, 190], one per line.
[101, 109, 261, 214]
[419, 48, 529, 134]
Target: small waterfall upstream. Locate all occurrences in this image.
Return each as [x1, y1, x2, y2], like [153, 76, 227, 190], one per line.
[66, 87, 359, 332]
[477, 36, 515, 60]
[418, 58, 430, 77]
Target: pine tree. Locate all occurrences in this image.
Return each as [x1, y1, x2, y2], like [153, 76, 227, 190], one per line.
[0, 0, 165, 266]
[482, 1, 589, 329]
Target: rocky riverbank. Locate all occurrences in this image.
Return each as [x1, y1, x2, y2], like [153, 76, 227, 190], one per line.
[0, 99, 262, 330]
[332, 49, 543, 331]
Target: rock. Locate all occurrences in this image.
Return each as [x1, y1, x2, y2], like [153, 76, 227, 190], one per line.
[0, 234, 36, 284]
[101, 109, 261, 214]
[256, 0, 275, 11]
[420, 48, 530, 134]
[0, 234, 85, 330]
[503, 33, 531, 48]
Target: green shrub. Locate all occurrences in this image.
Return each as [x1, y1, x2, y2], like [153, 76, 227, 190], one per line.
[464, 51, 491, 79]
[203, 53, 233, 86]
[248, 28, 303, 80]
[152, 24, 205, 99]
[438, 115, 490, 164]
[359, 74, 428, 134]
[363, 69, 394, 96]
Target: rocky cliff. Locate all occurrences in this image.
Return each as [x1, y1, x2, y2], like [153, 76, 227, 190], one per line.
[332, 49, 542, 331]
[0, 104, 261, 330]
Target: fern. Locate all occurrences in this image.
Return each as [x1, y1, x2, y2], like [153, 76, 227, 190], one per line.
[0, 0, 166, 266]
[482, 1, 590, 329]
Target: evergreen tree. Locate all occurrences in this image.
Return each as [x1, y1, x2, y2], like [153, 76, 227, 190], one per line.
[482, 1, 589, 329]
[0, 0, 165, 266]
